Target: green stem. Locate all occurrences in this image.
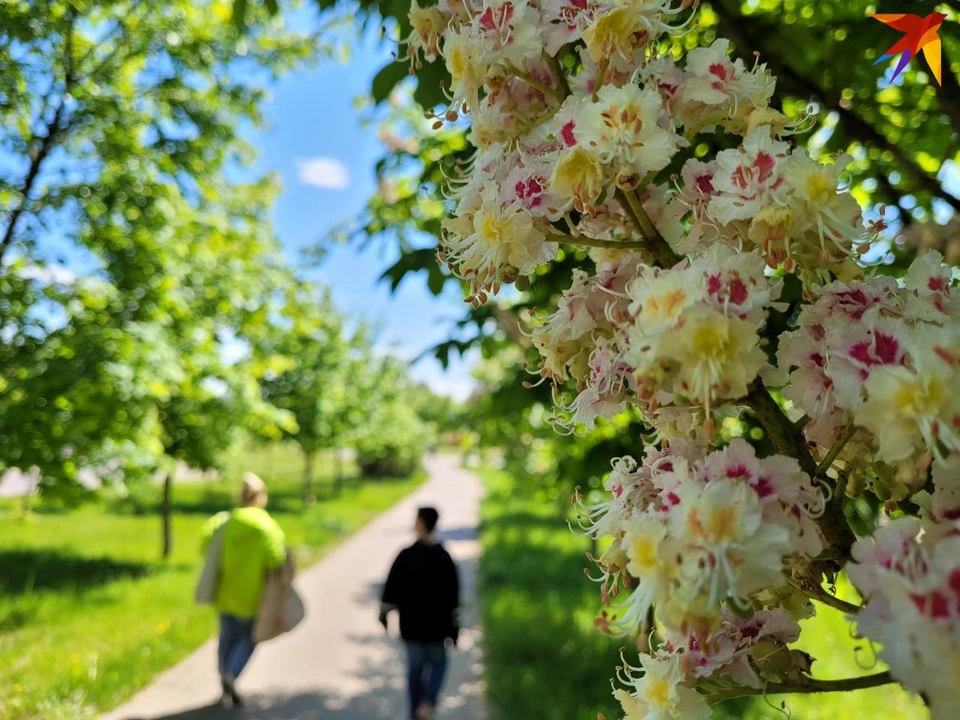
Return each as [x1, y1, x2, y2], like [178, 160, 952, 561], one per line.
[630, 190, 680, 266]
[546, 53, 571, 98]
[706, 672, 895, 705]
[815, 423, 856, 477]
[546, 230, 648, 251]
[614, 188, 650, 240]
[789, 577, 861, 615]
[509, 67, 566, 101]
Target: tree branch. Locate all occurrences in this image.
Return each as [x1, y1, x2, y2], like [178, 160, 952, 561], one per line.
[742, 378, 856, 556]
[0, 9, 79, 267]
[743, 378, 816, 476]
[713, 0, 960, 215]
[788, 576, 862, 615]
[706, 671, 895, 705]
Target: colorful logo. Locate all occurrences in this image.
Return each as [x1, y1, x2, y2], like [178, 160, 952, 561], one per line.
[870, 12, 947, 86]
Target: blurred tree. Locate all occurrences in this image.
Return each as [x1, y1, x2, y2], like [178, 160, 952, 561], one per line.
[258, 281, 366, 499]
[0, 0, 314, 554]
[353, 356, 433, 477]
[406, 381, 462, 436]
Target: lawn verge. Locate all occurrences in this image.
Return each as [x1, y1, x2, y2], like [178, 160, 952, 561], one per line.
[0, 464, 424, 719]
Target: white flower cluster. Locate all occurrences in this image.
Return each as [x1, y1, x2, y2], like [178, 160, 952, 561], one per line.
[409, 0, 960, 714]
[577, 440, 820, 716]
[848, 515, 960, 719]
[779, 251, 960, 468]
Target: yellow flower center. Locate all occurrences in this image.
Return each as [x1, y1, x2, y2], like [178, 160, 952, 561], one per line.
[687, 504, 738, 544]
[583, 8, 642, 63]
[448, 47, 469, 84]
[551, 147, 603, 204]
[705, 504, 738, 543]
[893, 374, 946, 417]
[629, 536, 658, 573]
[644, 676, 671, 709]
[477, 209, 506, 246]
[690, 320, 730, 358]
[804, 172, 835, 206]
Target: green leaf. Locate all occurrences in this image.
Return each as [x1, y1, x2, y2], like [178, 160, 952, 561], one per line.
[265, 0, 279, 14]
[426, 266, 446, 295]
[372, 60, 409, 104]
[412, 60, 450, 110]
[233, 0, 248, 28]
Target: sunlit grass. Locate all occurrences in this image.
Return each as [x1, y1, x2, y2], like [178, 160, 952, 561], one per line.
[0, 444, 423, 719]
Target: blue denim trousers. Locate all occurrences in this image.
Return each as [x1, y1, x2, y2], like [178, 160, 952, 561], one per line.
[405, 642, 447, 719]
[218, 614, 255, 679]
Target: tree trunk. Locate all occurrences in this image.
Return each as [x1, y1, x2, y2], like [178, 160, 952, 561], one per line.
[161, 472, 173, 560]
[334, 449, 343, 496]
[302, 451, 315, 501]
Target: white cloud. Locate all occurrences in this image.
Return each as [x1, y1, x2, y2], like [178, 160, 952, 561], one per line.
[295, 156, 350, 190]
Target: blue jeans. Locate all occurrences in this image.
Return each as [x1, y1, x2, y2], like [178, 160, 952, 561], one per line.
[405, 642, 447, 719]
[218, 614, 255, 679]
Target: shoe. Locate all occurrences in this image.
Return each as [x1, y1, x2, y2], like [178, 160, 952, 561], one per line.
[415, 702, 434, 720]
[223, 673, 243, 707]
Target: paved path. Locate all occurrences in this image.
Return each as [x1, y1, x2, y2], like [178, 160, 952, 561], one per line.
[103, 455, 487, 720]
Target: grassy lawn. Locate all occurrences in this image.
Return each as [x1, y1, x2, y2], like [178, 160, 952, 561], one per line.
[0, 444, 423, 720]
[477, 467, 928, 720]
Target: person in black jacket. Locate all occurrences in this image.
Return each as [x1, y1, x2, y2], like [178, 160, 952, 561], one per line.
[379, 506, 460, 720]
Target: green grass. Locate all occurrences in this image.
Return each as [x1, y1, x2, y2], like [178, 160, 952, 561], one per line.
[0, 444, 423, 720]
[477, 467, 928, 720]
[477, 467, 625, 720]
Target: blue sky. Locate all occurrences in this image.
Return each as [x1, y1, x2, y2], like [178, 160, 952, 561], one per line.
[246, 22, 477, 400]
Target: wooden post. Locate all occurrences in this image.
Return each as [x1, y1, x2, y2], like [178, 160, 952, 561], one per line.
[302, 451, 314, 501]
[162, 472, 173, 559]
[334, 449, 343, 496]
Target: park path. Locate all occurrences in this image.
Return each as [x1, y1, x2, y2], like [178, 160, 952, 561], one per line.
[102, 455, 487, 720]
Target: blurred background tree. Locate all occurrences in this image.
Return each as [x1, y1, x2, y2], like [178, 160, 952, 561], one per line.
[0, 0, 440, 551]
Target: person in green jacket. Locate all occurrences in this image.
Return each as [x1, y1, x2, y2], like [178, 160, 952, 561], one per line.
[201, 472, 285, 707]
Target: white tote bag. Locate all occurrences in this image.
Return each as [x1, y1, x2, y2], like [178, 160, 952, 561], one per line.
[195, 521, 228, 605]
[254, 550, 306, 643]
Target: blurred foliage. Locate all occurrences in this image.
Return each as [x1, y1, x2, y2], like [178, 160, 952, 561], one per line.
[258, 282, 371, 489]
[0, 0, 319, 497]
[0, 1, 433, 510]
[353, 357, 434, 476]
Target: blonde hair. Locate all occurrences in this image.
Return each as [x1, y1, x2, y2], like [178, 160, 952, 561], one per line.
[239, 472, 268, 508]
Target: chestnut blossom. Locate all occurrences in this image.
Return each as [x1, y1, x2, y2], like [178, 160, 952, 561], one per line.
[578, 441, 823, 637]
[613, 654, 712, 720]
[848, 520, 960, 719]
[414, 0, 960, 710]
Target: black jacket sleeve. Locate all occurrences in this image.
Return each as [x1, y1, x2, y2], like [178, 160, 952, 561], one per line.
[382, 550, 406, 607]
[445, 551, 461, 643]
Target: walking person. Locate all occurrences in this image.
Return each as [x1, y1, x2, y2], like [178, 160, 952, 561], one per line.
[379, 506, 460, 720]
[199, 472, 286, 708]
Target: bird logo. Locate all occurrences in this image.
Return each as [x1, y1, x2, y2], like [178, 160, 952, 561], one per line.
[870, 12, 948, 86]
